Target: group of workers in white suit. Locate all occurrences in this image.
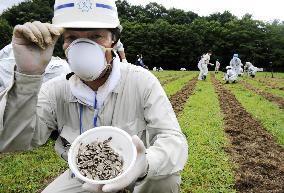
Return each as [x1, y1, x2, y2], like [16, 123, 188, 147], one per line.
[224, 54, 260, 83]
[197, 52, 261, 83]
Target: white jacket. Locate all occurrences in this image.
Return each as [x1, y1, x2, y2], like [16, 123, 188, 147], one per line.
[230, 57, 242, 68]
[0, 44, 70, 93]
[0, 59, 188, 178]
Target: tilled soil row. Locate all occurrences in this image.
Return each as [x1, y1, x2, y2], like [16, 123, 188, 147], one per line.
[161, 77, 180, 86]
[240, 80, 284, 109]
[169, 76, 198, 115]
[155, 74, 173, 82]
[160, 73, 189, 86]
[257, 79, 284, 91]
[211, 75, 284, 193]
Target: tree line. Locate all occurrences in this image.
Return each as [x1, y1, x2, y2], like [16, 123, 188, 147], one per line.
[0, 0, 283, 71]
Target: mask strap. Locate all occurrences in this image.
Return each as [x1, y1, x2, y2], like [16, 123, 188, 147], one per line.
[105, 63, 112, 72]
[104, 47, 114, 69]
[103, 47, 113, 52]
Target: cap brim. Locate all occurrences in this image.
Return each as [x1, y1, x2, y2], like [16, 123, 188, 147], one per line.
[53, 21, 118, 29]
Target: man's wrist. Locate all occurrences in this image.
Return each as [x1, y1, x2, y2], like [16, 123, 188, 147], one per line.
[136, 162, 149, 182]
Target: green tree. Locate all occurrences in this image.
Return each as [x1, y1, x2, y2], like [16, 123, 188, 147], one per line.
[0, 0, 283, 70]
[165, 8, 198, 25]
[1, 0, 54, 27]
[265, 20, 284, 69]
[0, 19, 13, 49]
[207, 11, 237, 25]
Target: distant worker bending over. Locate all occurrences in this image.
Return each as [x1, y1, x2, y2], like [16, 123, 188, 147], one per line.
[245, 62, 259, 78]
[224, 66, 237, 83]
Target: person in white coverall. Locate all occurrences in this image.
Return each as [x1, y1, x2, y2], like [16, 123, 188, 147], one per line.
[229, 54, 243, 76]
[0, 0, 188, 193]
[245, 62, 258, 78]
[214, 59, 220, 74]
[113, 39, 128, 63]
[198, 51, 213, 80]
[0, 44, 71, 93]
[224, 66, 237, 83]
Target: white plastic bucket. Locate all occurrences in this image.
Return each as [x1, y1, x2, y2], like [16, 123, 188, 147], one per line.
[68, 126, 137, 184]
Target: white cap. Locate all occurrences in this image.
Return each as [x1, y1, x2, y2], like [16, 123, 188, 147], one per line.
[52, 0, 120, 28]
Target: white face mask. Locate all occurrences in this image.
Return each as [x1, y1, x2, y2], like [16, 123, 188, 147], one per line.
[65, 38, 113, 81]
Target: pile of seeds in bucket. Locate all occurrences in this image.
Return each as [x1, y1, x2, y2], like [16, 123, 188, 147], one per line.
[76, 137, 123, 180]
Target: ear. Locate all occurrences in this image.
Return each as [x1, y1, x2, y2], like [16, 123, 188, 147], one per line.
[110, 27, 121, 47]
[111, 34, 117, 47]
[111, 38, 116, 47]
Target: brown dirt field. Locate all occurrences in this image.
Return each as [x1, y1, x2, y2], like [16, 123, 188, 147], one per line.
[262, 76, 284, 82]
[211, 74, 284, 193]
[240, 80, 284, 109]
[161, 76, 180, 86]
[156, 74, 174, 81]
[169, 76, 198, 115]
[257, 79, 284, 91]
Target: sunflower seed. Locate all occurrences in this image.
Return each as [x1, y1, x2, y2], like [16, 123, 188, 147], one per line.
[76, 137, 123, 180]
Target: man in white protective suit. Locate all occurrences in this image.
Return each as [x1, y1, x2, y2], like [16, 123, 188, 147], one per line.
[224, 66, 238, 83]
[113, 39, 128, 63]
[229, 54, 243, 76]
[245, 62, 259, 78]
[0, 0, 188, 193]
[214, 59, 220, 74]
[198, 51, 213, 80]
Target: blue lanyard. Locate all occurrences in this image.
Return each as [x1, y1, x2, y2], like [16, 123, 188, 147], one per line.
[73, 95, 98, 179]
[79, 95, 98, 134]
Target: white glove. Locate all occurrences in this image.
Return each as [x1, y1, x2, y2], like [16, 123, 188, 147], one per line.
[82, 184, 105, 193]
[82, 135, 148, 193]
[12, 21, 63, 75]
[121, 58, 128, 63]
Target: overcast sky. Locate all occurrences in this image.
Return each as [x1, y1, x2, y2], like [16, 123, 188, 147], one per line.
[0, 0, 25, 14]
[0, 0, 283, 22]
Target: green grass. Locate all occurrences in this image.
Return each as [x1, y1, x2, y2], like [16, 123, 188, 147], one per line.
[163, 72, 198, 97]
[179, 75, 236, 193]
[215, 73, 284, 147]
[257, 72, 284, 79]
[1, 71, 283, 193]
[255, 77, 284, 89]
[152, 70, 195, 82]
[151, 70, 182, 80]
[242, 76, 284, 99]
[0, 140, 67, 192]
[254, 72, 284, 87]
